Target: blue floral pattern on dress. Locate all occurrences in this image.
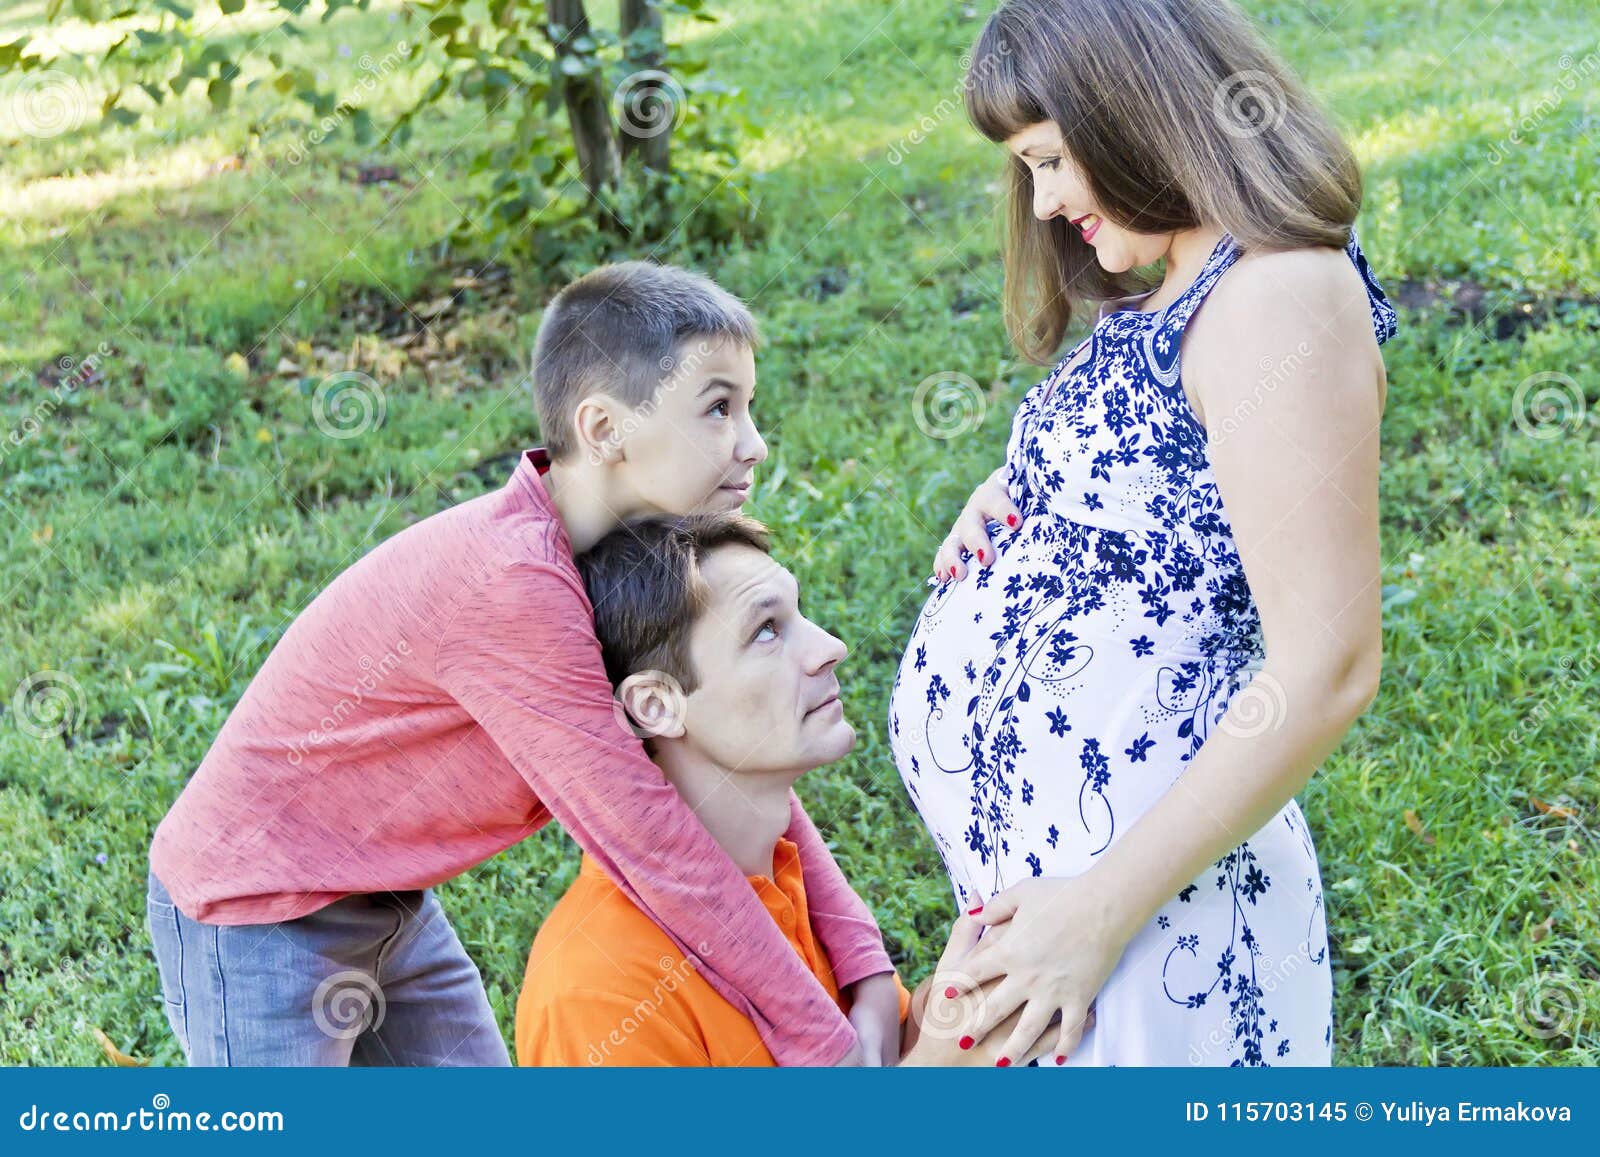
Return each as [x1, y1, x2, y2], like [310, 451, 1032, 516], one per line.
[888, 230, 1395, 1067]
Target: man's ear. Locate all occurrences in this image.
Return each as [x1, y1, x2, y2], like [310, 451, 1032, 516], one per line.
[571, 393, 628, 465]
[616, 670, 688, 740]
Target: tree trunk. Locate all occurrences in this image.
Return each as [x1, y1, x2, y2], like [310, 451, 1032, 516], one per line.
[619, 0, 671, 174]
[549, 0, 621, 195]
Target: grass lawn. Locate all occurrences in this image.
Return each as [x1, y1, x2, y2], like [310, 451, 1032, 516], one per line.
[1, 0, 1596, 1066]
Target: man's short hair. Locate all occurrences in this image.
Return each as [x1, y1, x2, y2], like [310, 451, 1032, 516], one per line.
[531, 261, 761, 461]
[577, 512, 772, 694]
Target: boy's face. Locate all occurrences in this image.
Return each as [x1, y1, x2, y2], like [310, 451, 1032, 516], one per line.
[616, 336, 767, 516]
[675, 543, 855, 776]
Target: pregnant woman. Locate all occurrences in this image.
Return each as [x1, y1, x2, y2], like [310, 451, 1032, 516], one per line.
[889, 0, 1398, 1067]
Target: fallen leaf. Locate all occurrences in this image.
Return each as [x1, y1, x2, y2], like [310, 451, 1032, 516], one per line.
[1403, 808, 1435, 845]
[1530, 795, 1577, 819]
[92, 1027, 148, 1067]
[32, 523, 53, 544]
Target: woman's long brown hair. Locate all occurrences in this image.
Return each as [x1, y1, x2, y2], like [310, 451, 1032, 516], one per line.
[965, 0, 1363, 362]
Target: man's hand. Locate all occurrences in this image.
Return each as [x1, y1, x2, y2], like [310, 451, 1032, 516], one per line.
[846, 971, 902, 1066]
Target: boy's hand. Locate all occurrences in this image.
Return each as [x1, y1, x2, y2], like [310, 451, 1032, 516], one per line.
[846, 971, 902, 1066]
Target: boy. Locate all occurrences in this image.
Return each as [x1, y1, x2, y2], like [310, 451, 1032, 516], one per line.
[147, 261, 897, 1066]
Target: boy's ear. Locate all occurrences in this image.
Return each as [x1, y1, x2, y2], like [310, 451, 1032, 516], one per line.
[571, 393, 628, 465]
[616, 670, 688, 740]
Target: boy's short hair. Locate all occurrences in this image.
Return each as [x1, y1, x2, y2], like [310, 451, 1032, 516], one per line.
[577, 512, 772, 694]
[531, 261, 761, 461]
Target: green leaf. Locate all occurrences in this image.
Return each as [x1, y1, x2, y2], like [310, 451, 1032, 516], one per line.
[219, 0, 246, 13]
[206, 76, 231, 111]
[104, 106, 139, 126]
[155, 0, 194, 19]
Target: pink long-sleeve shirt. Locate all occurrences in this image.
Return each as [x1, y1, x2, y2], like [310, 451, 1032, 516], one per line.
[148, 447, 892, 1066]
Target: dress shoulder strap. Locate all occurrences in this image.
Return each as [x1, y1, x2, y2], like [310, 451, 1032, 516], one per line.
[1347, 226, 1399, 345]
[1159, 227, 1399, 346]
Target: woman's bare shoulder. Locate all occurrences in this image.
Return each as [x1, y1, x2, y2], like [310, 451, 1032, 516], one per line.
[1185, 241, 1385, 410]
[1206, 243, 1371, 332]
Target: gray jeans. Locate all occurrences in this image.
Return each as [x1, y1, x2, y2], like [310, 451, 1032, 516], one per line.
[146, 870, 510, 1066]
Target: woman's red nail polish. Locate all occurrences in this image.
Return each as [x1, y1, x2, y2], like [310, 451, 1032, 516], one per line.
[1055, 1055, 1067, 1065]
[958, 1036, 974, 1050]
[995, 1056, 1011, 1068]
[944, 986, 958, 1000]
[978, 549, 987, 563]
[967, 905, 983, 915]
[1007, 514, 1019, 527]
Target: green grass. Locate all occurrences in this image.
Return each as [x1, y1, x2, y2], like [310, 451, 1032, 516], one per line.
[2, 0, 1597, 1066]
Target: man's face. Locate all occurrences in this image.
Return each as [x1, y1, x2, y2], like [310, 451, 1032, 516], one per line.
[615, 336, 768, 516]
[676, 544, 854, 776]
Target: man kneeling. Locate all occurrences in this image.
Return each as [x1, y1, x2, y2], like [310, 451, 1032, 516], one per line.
[514, 511, 920, 1066]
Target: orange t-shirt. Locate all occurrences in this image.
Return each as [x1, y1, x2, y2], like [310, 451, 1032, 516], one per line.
[516, 836, 908, 1066]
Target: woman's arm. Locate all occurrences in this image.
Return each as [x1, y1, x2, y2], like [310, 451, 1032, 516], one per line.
[945, 248, 1387, 1062]
[1095, 245, 1386, 932]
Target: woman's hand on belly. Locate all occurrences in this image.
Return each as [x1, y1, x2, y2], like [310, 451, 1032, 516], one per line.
[944, 876, 1129, 1065]
[899, 910, 1092, 1067]
[932, 466, 1022, 583]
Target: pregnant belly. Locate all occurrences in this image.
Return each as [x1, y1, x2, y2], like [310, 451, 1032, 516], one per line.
[889, 577, 1254, 888]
